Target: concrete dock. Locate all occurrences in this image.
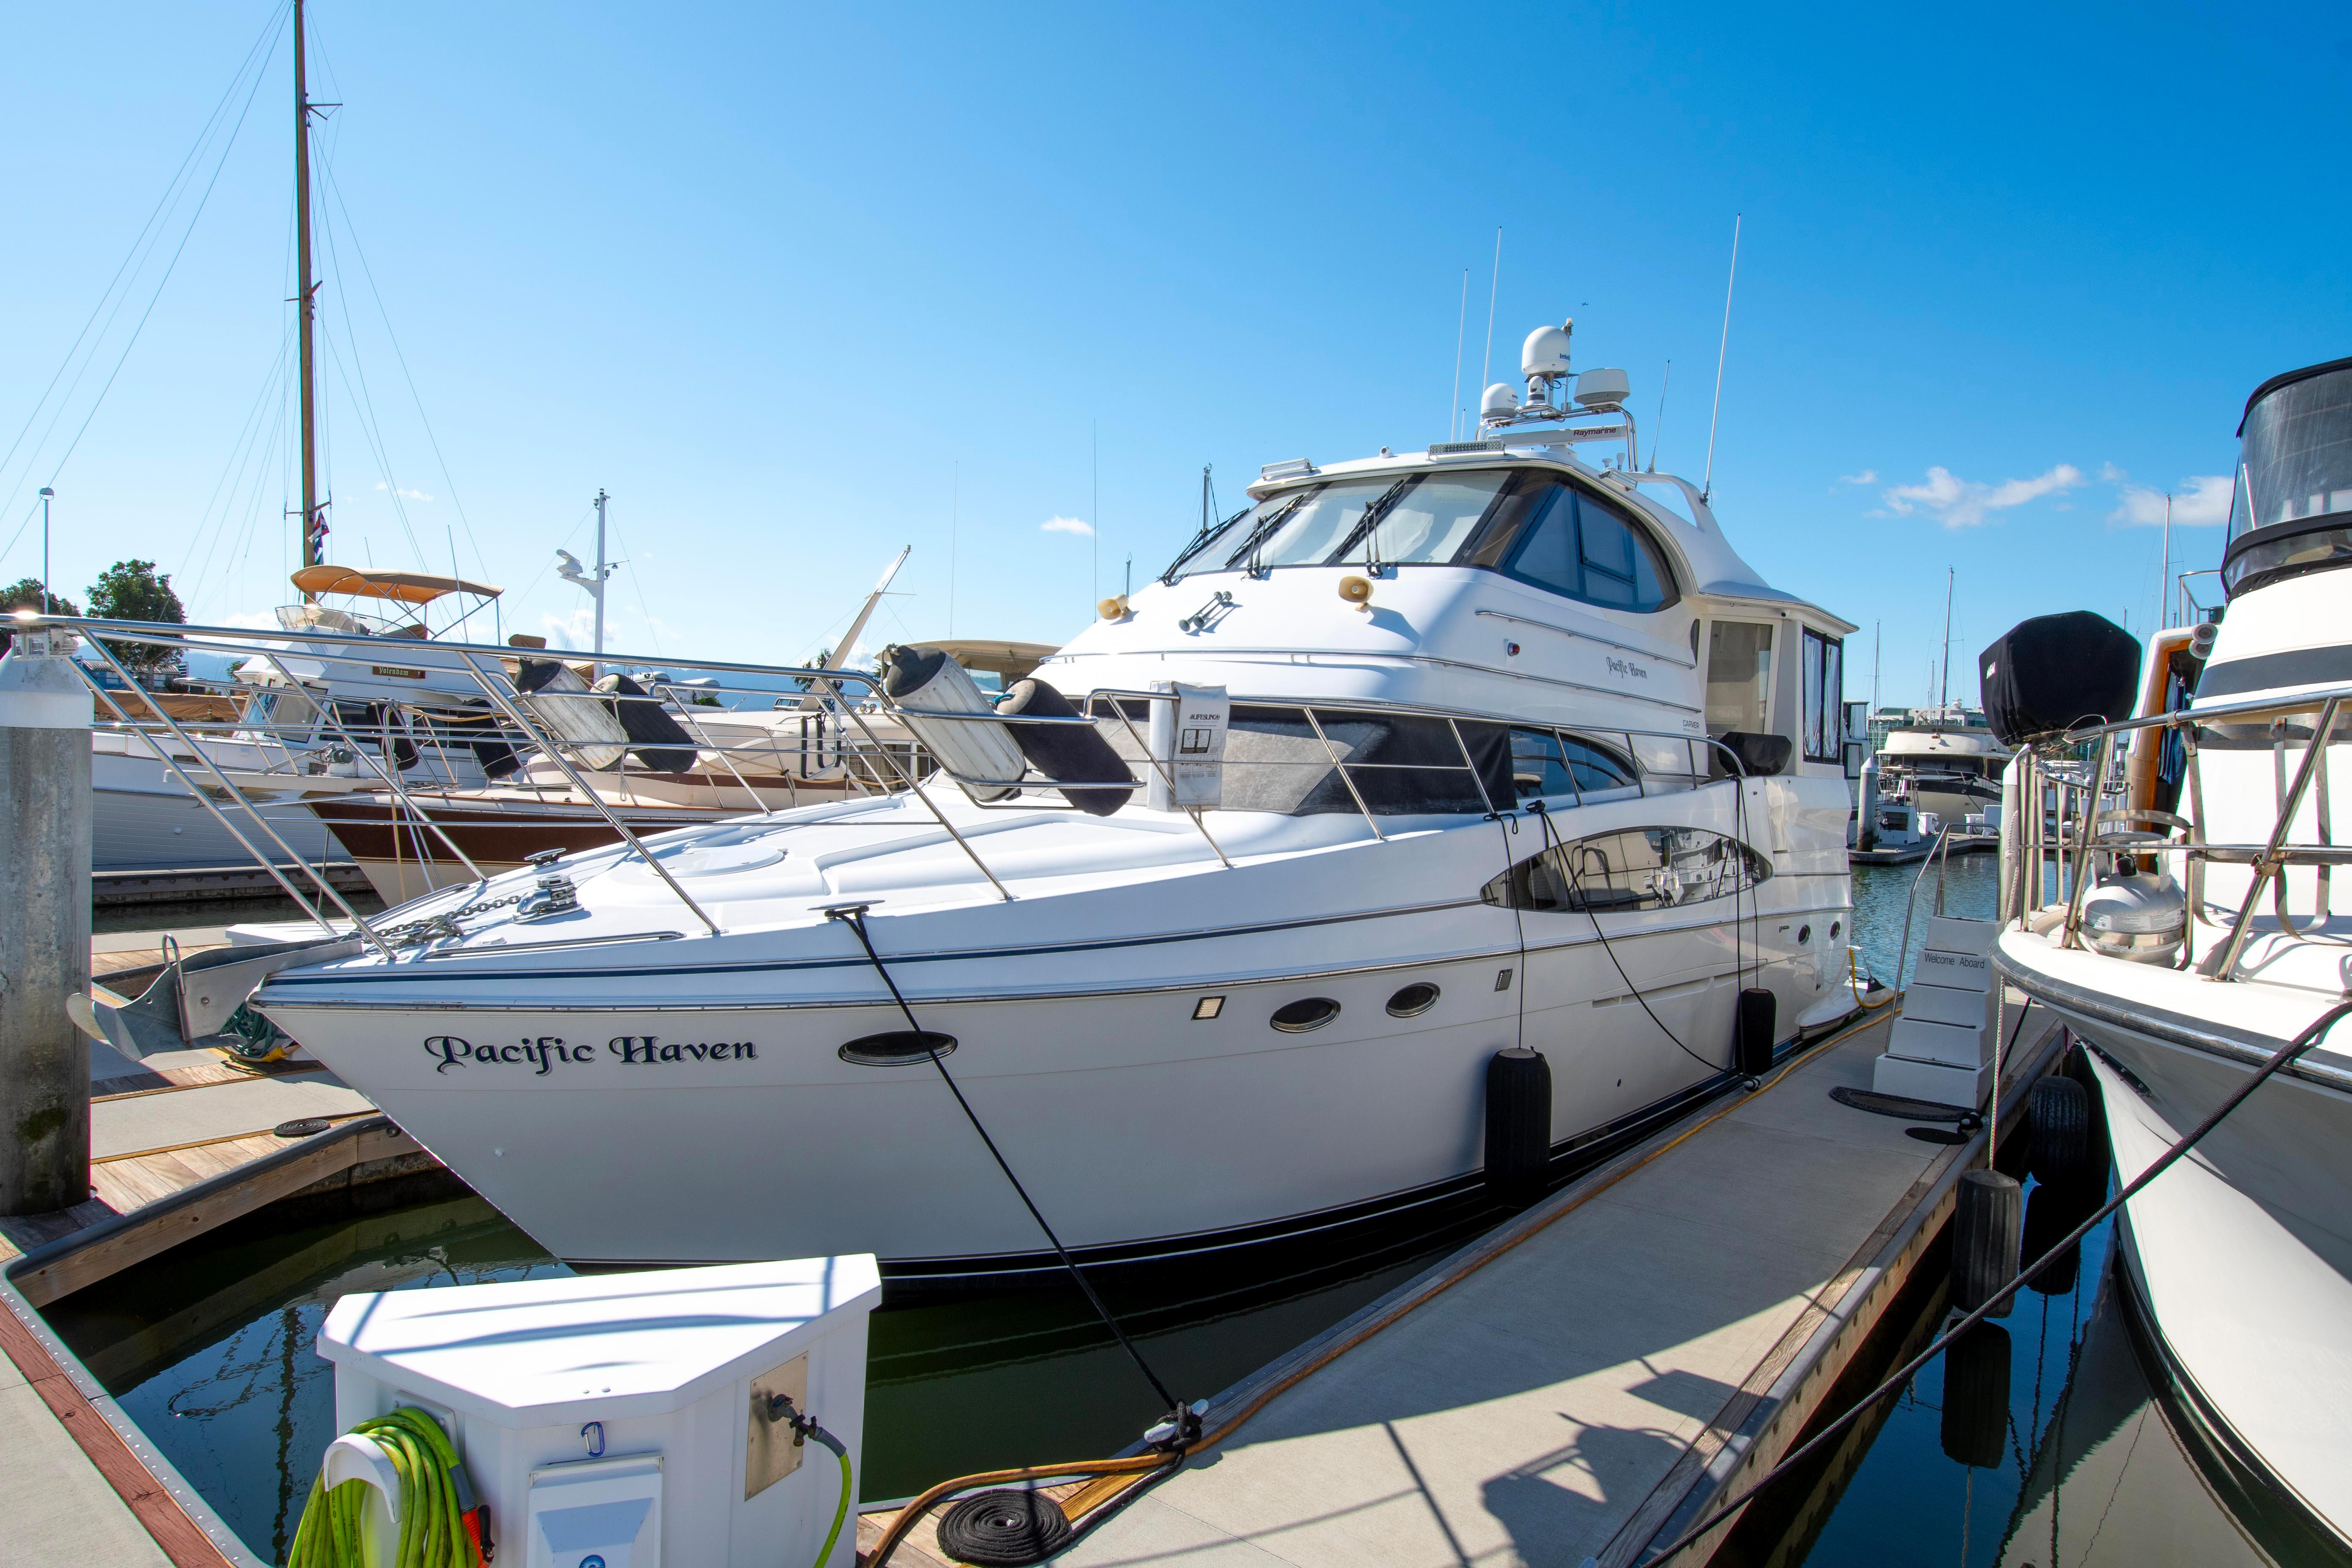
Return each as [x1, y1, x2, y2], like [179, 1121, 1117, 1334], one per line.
[0, 923, 432, 1566]
[1037, 1004, 2057, 1568]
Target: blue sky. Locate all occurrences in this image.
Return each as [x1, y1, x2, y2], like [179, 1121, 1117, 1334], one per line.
[3, 2, 2345, 707]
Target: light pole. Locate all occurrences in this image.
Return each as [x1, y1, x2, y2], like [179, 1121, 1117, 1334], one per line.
[36, 489, 52, 612]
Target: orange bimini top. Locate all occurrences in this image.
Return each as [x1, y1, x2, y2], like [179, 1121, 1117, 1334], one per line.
[289, 566, 503, 605]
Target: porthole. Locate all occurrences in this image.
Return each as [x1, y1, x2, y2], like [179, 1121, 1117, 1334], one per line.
[1798, 924, 1812, 945]
[839, 1030, 958, 1066]
[1830, 920, 1843, 941]
[1385, 983, 1441, 1018]
[1270, 997, 1342, 1034]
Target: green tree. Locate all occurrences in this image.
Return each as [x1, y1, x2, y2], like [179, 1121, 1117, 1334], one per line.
[0, 577, 79, 656]
[86, 560, 186, 684]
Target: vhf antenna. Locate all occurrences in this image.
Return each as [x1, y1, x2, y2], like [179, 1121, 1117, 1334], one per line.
[1648, 359, 1671, 472]
[1701, 213, 1742, 503]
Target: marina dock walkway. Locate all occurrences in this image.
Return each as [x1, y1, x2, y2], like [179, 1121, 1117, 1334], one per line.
[0, 926, 428, 1564]
[1051, 1004, 2054, 1568]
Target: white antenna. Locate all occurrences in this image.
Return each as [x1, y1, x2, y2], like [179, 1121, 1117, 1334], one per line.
[1448, 268, 1468, 441]
[1701, 213, 1742, 502]
[2159, 490, 2172, 626]
[1479, 228, 1503, 395]
[1648, 359, 1671, 471]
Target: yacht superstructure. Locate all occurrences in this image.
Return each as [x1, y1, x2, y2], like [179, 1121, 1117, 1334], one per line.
[1990, 357, 2352, 1546]
[247, 323, 1864, 1279]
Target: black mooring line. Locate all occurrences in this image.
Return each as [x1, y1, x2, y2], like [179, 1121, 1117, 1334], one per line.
[826, 906, 1182, 1416]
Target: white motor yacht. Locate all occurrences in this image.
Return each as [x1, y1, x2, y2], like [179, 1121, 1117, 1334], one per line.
[1988, 356, 2352, 1546]
[251, 323, 1864, 1281]
[1877, 705, 2011, 827]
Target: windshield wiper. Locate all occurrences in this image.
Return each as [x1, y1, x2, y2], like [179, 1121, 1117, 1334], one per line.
[1329, 478, 1416, 569]
[1225, 493, 1312, 577]
[1159, 504, 1255, 586]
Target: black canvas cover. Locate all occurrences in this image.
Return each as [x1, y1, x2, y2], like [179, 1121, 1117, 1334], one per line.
[1979, 612, 2141, 746]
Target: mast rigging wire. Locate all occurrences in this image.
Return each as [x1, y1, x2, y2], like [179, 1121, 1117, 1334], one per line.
[825, 905, 1184, 1417]
[0, 0, 290, 502]
[0, 9, 283, 534]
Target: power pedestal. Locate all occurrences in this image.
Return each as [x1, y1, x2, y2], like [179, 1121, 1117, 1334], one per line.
[318, 1256, 879, 1568]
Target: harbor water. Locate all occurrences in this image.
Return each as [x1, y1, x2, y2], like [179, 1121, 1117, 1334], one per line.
[42, 854, 2313, 1564]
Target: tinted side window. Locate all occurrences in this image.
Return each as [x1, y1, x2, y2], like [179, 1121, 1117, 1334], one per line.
[1481, 827, 1768, 912]
[1500, 486, 1676, 612]
[1508, 727, 1641, 800]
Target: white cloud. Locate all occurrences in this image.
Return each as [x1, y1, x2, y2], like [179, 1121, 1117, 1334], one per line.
[373, 481, 434, 503]
[2108, 473, 2235, 528]
[2098, 462, 2127, 483]
[1837, 469, 1877, 486]
[1879, 463, 2085, 529]
[1040, 515, 1094, 536]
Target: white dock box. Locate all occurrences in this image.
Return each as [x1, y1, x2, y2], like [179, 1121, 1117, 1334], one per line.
[318, 1257, 879, 1568]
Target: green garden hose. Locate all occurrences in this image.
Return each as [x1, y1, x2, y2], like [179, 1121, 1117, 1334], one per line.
[288, 1407, 482, 1568]
[803, 1423, 853, 1568]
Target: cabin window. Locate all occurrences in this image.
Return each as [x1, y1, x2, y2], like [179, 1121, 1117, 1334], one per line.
[1508, 727, 1642, 800]
[1098, 706, 1512, 816]
[1481, 826, 1769, 913]
[1801, 629, 1844, 762]
[1499, 483, 1677, 612]
[1705, 622, 1774, 736]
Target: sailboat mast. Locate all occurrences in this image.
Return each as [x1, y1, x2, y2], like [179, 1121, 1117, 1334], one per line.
[1938, 566, 1954, 711]
[294, 0, 323, 589]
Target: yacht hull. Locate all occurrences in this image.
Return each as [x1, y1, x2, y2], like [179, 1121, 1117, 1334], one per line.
[263, 835, 1849, 1276]
[1997, 963, 2352, 1548]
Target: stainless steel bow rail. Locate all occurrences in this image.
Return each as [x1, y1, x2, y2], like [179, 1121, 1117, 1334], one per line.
[2008, 676, 2352, 979]
[13, 615, 1781, 935]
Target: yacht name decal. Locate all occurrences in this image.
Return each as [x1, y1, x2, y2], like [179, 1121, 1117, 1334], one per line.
[1604, 656, 1650, 681]
[422, 1034, 758, 1074]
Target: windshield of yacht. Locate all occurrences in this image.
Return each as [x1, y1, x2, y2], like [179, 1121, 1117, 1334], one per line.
[277, 603, 400, 637]
[1163, 470, 1519, 581]
[2227, 360, 2352, 596]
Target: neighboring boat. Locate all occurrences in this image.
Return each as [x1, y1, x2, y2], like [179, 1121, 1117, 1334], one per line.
[1878, 704, 2012, 826]
[1987, 356, 2352, 1548]
[253, 321, 1864, 1281]
[297, 556, 953, 901]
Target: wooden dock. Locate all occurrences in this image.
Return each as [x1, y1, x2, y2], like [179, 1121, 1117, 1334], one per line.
[996, 1003, 2061, 1568]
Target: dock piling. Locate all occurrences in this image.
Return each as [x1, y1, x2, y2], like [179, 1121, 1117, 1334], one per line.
[0, 623, 93, 1215]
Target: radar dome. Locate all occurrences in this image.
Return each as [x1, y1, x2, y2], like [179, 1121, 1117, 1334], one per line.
[1521, 321, 1573, 380]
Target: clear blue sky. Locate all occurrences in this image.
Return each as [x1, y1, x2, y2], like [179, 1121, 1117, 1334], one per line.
[3, 2, 2345, 706]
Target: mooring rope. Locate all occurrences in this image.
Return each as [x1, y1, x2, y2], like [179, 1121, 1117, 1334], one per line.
[826, 905, 1182, 1417]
